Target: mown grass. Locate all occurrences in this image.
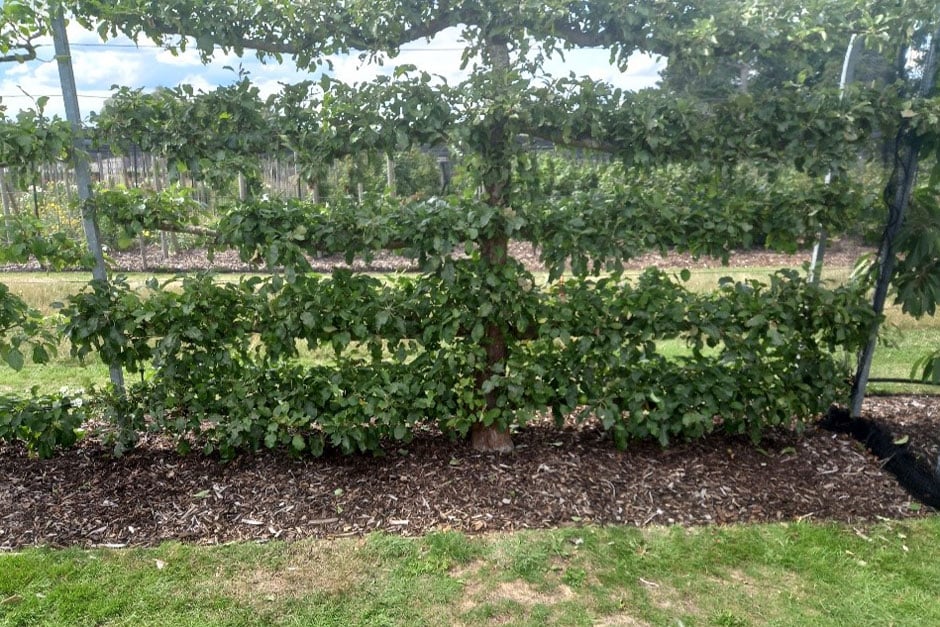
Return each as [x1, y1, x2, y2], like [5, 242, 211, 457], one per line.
[2, 519, 939, 626]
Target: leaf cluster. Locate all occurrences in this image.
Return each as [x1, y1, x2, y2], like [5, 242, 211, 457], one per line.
[891, 182, 940, 318]
[0, 0, 45, 62]
[69, 0, 939, 75]
[92, 78, 272, 187]
[0, 212, 92, 270]
[0, 283, 57, 371]
[190, 167, 870, 281]
[62, 259, 874, 457]
[92, 185, 204, 247]
[0, 387, 86, 458]
[0, 104, 72, 186]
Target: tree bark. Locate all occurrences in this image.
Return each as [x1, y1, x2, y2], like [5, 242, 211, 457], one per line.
[0, 169, 13, 244]
[385, 154, 396, 197]
[471, 231, 515, 453]
[138, 235, 149, 269]
[470, 38, 515, 453]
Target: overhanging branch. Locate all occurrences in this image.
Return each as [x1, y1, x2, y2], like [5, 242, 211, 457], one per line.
[0, 42, 37, 63]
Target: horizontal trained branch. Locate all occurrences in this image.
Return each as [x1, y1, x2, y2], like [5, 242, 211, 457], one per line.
[95, 165, 872, 277]
[63, 265, 875, 457]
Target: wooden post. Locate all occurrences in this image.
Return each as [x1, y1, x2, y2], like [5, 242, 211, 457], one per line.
[1, 168, 12, 244]
[51, 7, 125, 391]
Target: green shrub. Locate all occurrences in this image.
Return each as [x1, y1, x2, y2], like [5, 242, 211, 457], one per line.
[0, 387, 87, 458]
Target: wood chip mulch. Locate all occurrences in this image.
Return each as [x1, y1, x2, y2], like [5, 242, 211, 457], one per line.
[2, 395, 937, 550]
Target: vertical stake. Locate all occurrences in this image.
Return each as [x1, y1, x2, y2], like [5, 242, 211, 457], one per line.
[50, 7, 125, 391]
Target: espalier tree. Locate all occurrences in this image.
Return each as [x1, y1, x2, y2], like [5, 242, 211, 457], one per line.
[42, 0, 937, 456]
[0, 4, 88, 375]
[0, 100, 90, 456]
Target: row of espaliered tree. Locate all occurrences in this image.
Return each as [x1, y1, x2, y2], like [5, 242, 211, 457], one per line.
[1, 0, 939, 457]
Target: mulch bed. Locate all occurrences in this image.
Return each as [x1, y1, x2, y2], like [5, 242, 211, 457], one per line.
[2, 395, 938, 550]
[5, 239, 935, 550]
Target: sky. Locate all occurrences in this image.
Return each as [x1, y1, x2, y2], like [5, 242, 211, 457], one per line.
[0, 21, 665, 120]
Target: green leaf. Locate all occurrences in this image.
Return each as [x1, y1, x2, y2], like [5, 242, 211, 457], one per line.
[441, 262, 455, 285]
[745, 315, 766, 328]
[31, 344, 50, 364]
[3, 348, 24, 371]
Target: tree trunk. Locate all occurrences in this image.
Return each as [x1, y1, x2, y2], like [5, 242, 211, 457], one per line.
[472, 231, 515, 453]
[385, 153, 396, 197]
[238, 172, 248, 201]
[138, 235, 149, 269]
[471, 347, 515, 450]
[471, 422, 514, 453]
[470, 37, 515, 453]
[1, 169, 19, 216]
[1, 169, 12, 244]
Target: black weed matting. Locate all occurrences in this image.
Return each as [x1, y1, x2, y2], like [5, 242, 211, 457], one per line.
[820, 406, 940, 509]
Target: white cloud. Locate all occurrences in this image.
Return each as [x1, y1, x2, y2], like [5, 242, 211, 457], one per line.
[154, 47, 208, 67]
[0, 59, 62, 113]
[580, 51, 666, 91]
[0, 22, 664, 119]
[66, 21, 111, 45]
[175, 73, 217, 94]
[251, 76, 295, 101]
[326, 53, 387, 85]
[71, 50, 145, 87]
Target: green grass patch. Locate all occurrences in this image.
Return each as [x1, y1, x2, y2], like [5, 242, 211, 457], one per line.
[2, 519, 939, 626]
[0, 359, 111, 396]
[0, 272, 96, 315]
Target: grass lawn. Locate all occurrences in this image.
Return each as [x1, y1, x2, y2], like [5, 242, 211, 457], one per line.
[2, 519, 939, 626]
